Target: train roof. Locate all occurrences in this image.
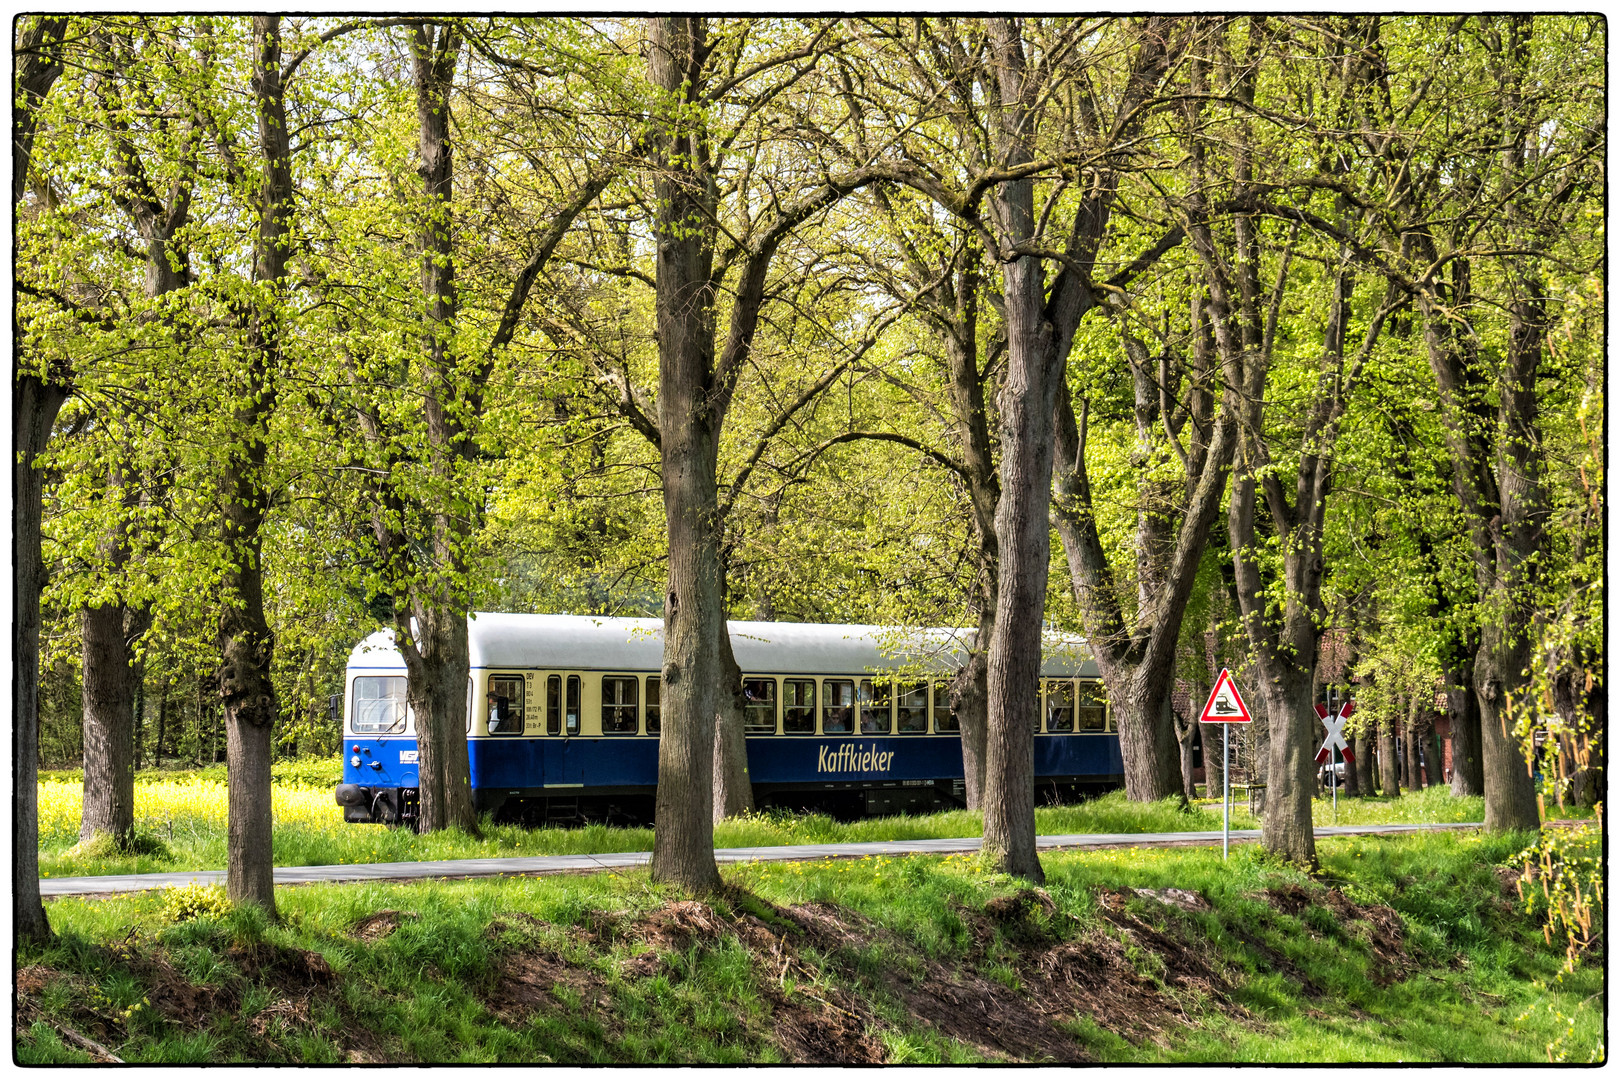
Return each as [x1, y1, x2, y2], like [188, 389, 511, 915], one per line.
[347, 613, 1099, 678]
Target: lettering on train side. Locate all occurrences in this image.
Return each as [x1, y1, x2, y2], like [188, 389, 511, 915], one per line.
[816, 743, 896, 773]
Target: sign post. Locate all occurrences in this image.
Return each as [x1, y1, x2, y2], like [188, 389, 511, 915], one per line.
[1199, 669, 1253, 860]
[1315, 700, 1355, 825]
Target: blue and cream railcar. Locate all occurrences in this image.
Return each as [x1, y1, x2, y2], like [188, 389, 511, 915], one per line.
[334, 613, 1123, 826]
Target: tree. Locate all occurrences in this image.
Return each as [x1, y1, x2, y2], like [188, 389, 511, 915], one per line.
[13, 14, 70, 943]
[1177, 18, 1408, 864]
[853, 15, 1185, 879]
[851, 198, 1003, 811]
[642, 15, 895, 885]
[1054, 285, 1235, 805]
[331, 18, 614, 834]
[70, 19, 202, 852]
[210, 14, 296, 913]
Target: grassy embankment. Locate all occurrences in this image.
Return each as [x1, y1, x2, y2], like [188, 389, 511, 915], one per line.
[18, 827, 1604, 1063]
[38, 759, 1568, 879]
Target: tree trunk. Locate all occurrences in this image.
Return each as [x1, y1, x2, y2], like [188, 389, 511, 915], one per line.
[13, 373, 65, 946]
[14, 14, 68, 947]
[1353, 726, 1375, 795]
[1379, 706, 1402, 798]
[398, 613, 476, 832]
[1339, 690, 1361, 798]
[1403, 696, 1421, 790]
[1199, 720, 1225, 800]
[1049, 204, 1228, 811]
[1110, 686, 1184, 802]
[1446, 656, 1484, 797]
[1428, 719, 1445, 791]
[950, 642, 990, 812]
[219, 600, 277, 912]
[80, 602, 136, 846]
[646, 16, 723, 893]
[712, 627, 753, 821]
[383, 21, 479, 837]
[1475, 636, 1539, 831]
[78, 18, 198, 849]
[154, 682, 166, 767]
[1176, 712, 1197, 801]
[977, 20, 1064, 884]
[1259, 668, 1318, 863]
[937, 250, 995, 815]
[980, 246, 1050, 875]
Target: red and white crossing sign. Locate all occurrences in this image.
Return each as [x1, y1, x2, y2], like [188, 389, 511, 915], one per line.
[1199, 669, 1252, 723]
[1315, 700, 1355, 764]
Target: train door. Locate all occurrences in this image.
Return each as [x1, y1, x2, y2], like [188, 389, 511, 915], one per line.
[543, 673, 585, 788]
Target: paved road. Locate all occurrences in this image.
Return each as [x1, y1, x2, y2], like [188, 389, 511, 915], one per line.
[40, 821, 1485, 898]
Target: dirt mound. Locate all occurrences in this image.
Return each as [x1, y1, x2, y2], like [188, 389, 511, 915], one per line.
[350, 909, 414, 942]
[1133, 887, 1210, 912]
[766, 982, 886, 1064]
[485, 948, 612, 1022]
[129, 951, 240, 1027]
[984, 887, 1057, 921]
[227, 942, 336, 990]
[1259, 883, 1412, 986]
[615, 898, 887, 1062]
[635, 899, 731, 952]
[16, 964, 56, 997]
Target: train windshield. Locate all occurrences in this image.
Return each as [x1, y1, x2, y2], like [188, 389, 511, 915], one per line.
[352, 676, 407, 734]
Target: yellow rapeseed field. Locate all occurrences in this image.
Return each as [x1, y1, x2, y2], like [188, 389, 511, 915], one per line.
[36, 777, 342, 843]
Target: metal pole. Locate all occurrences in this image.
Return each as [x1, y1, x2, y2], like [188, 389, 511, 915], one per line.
[1222, 724, 1230, 861]
[1331, 743, 1338, 823]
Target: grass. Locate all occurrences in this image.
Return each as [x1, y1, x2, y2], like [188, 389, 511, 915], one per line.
[17, 830, 1605, 1063]
[37, 760, 1591, 879]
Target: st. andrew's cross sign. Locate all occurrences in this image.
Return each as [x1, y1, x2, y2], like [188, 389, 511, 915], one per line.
[1314, 700, 1356, 765]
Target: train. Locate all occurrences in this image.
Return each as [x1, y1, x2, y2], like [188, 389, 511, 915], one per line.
[334, 613, 1124, 827]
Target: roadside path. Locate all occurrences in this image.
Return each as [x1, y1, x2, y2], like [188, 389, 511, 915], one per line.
[40, 821, 1486, 898]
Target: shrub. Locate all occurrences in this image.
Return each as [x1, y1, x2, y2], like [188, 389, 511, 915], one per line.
[161, 883, 232, 924]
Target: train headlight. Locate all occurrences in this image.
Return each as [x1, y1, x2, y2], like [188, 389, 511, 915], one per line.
[350, 755, 362, 768]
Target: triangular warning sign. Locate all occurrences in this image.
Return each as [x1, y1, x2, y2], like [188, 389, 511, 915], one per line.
[1199, 669, 1252, 723]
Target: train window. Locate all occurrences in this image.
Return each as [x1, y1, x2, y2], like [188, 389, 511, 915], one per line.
[352, 676, 407, 734]
[1078, 681, 1107, 731]
[932, 680, 959, 732]
[896, 682, 929, 733]
[646, 676, 661, 735]
[743, 678, 778, 735]
[466, 678, 473, 735]
[602, 676, 639, 734]
[859, 679, 891, 734]
[566, 675, 581, 736]
[547, 675, 561, 735]
[1045, 680, 1074, 733]
[783, 679, 816, 733]
[823, 679, 855, 734]
[485, 675, 525, 735]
